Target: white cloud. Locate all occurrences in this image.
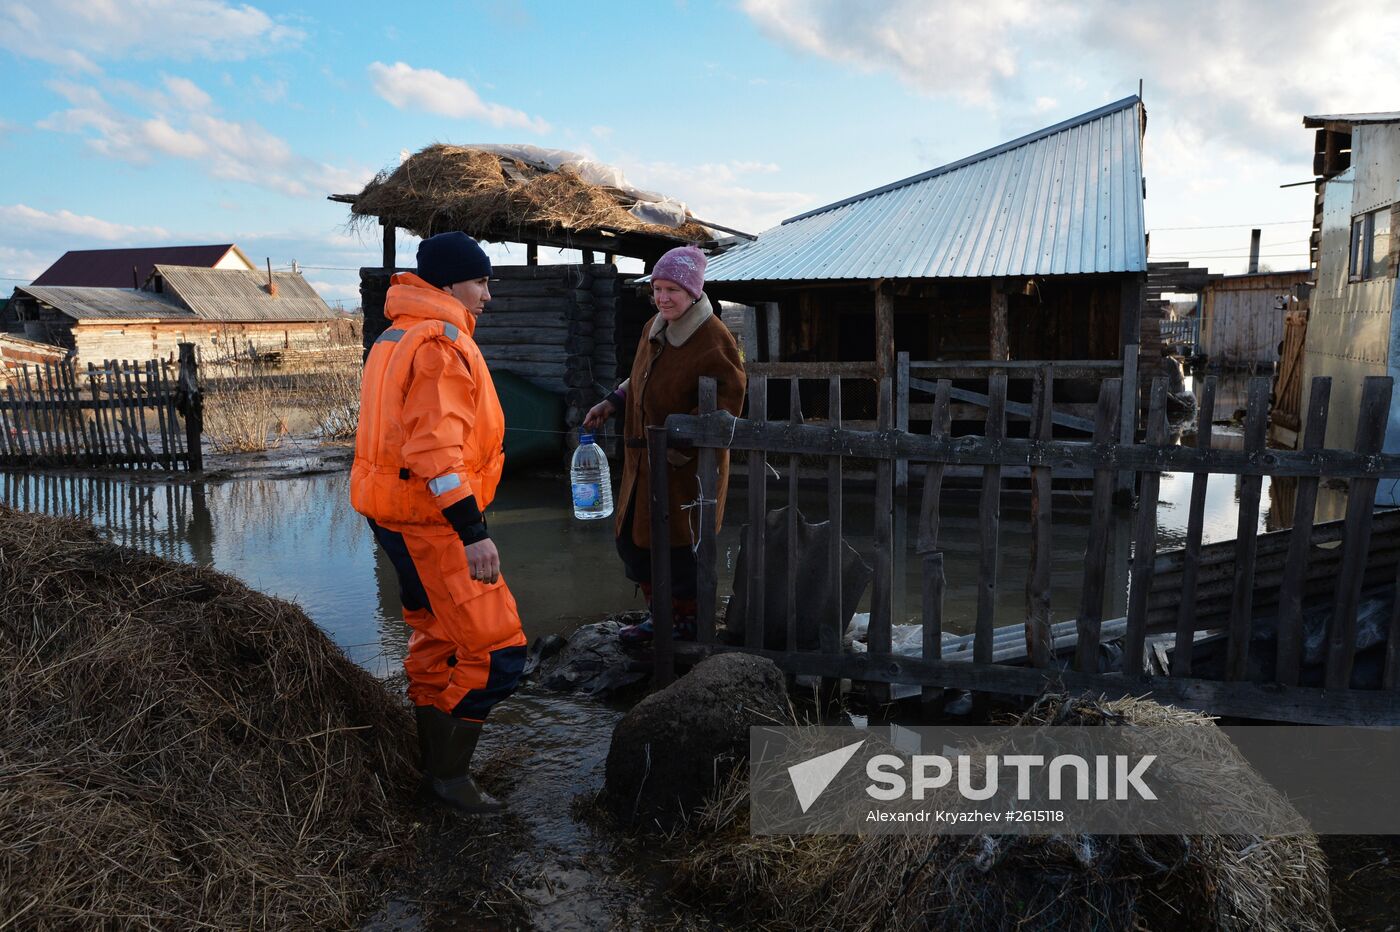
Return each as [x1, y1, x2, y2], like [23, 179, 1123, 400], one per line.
[740, 0, 1400, 165]
[0, 0, 302, 72]
[38, 80, 372, 199]
[0, 203, 169, 242]
[620, 159, 814, 235]
[368, 61, 551, 133]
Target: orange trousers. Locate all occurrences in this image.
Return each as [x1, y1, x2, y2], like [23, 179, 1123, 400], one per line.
[369, 519, 526, 720]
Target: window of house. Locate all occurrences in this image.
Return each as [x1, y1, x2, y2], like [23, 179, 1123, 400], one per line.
[1350, 207, 1395, 281]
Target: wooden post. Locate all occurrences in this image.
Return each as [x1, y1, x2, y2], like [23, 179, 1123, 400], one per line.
[1123, 378, 1169, 676]
[648, 426, 675, 688]
[1074, 379, 1122, 672]
[381, 221, 396, 270]
[695, 377, 719, 645]
[895, 351, 910, 493]
[1324, 376, 1392, 689]
[176, 343, 203, 472]
[820, 375, 844, 712]
[746, 376, 768, 649]
[875, 284, 894, 380]
[990, 282, 1009, 361]
[526, 241, 538, 266]
[868, 376, 896, 707]
[1224, 377, 1271, 681]
[1116, 343, 1139, 500]
[919, 380, 951, 713]
[1026, 367, 1054, 668]
[786, 377, 802, 652]
[974, 374, 1007, 665]
[1275, 378, 1330, 686]
[1173, 376, 1218, 677]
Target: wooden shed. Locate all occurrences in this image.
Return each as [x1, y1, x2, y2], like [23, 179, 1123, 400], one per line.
[702, 97, 1150, 433]
[1200, 270, 1310, 372]
[333, 143, 737, 432]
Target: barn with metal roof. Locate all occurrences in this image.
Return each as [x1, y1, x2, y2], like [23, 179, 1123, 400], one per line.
[703, 96, 1150, 405]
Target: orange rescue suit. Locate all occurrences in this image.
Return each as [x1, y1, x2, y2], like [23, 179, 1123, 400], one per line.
[351, 272, 526, 720]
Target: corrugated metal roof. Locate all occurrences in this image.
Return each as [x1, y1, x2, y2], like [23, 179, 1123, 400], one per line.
[32, 245, 245, 288]
[16, 285, 193, 320]
[705, 96, 1147, 283]
[155, 266, 339, 321]
[1304, 112, 1400, 128]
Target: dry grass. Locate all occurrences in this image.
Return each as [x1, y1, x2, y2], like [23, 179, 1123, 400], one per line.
[671, 694, 1336, 932]
[203, 368, 287, 452]
[347, 144, 713, 242]
[0, 506, 419, 929]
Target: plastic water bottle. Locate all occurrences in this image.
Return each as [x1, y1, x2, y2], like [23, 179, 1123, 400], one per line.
[571, 432, 614, 520]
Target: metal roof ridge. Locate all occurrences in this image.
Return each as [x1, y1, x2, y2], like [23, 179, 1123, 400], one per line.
[781, 95, 1142, 226]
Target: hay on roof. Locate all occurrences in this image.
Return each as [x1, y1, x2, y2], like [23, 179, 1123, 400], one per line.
[348, 144, 712, 244]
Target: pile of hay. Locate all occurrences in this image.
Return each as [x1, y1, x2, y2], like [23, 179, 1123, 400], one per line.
[0, 506, 418, 928]
[674, 695, 1336, 932]
[347, 144, 714, 242]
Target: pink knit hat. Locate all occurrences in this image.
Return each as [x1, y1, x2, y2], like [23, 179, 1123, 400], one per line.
[651, 245, 706, 300]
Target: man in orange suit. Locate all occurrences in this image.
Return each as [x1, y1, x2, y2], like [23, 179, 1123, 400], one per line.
[351, 231, 525, 815]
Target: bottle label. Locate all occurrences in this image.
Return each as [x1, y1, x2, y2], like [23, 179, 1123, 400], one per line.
[572, 481, 601, 508]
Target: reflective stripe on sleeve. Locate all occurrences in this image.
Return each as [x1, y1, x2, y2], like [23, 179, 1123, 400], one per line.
[428, 473, 462, 496]
[376, 328, 407, 343]
[443, 322, 460, 342]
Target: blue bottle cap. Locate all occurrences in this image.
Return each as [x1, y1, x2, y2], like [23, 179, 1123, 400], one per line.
[579, 432, 595, 445]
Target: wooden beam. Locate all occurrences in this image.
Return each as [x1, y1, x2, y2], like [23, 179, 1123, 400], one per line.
[526, 241, 538, 266]
[381, 221, 396, 270]
[990, 282, 1009, 360]
[875, 284, 894, 379]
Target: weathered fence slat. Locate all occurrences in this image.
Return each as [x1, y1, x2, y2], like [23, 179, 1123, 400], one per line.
[1325, 376, 1393, 689]
[975, 374, 1007, 665]
[786, 377, 801, 652]
[869, 377, 895, 659]
[695, 377, 718, 645]
[746, 376, 768, 650]
[1026, 367, 1054, 668]
[920, 380, 951, 710]
[1276, 378, 1332, 686]
[824, 376, 843, 658]
[1124, 378, 1169, 676]
[1225, 377, 1272, 681]
[648, 425, 675, 688]
[1074, 379, 1122, 672]
[1173, 377, 1217, 677]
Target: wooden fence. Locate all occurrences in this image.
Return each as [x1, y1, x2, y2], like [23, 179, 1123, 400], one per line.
[0, 343, 203, 471]
[647, 370, 1400, 726]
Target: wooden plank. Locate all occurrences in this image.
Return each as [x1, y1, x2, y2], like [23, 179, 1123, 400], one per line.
[1116, 343, 1139, 497]
[823, 376, 844, 659]
[45, 363, 73, 459]
[21, 367, 50, 463]
[1026, 367, 1054, 668]
[1074, 379, 1122, 672]
[909, 360, 1122, 380]
[869, 377, 895, 659]
[668, 641, 1400, 726]
[1387, 553, 1400, 688]
[667, 416, 1400, 481]
[1225, 377, 1272, 680]
[695, 378, 718, 645]
[0, 388, 15, 463]
[975, 373, 1006, 665]
[648, 426, 675, 688]
[150, 360, 171, 469]
[990, 285, 1009, 360]
[746, 376, 767, 650]
[1276, 378, 1331, 686]
[1173, 376, 1218, 677]
[787, 377, 801, 652]
[1325, 376, 1392, 689]
[86, 364, 108, 465]
[895, 351, 910, 493]
[916, 381, 952, 556]
[875, 285, 894, 379]
[907, 377, 1096, 433]
[178, 344, 203, 472]
[61, 362, 91, 464]
[745, 361, 880, 378]
[1124, 378, 1169, 676]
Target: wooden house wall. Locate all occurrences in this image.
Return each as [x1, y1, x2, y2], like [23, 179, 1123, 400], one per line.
[70, 319, 338, 366]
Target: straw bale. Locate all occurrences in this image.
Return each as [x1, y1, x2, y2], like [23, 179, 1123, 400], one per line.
[0, 506, 418, 929]
[672, 694, 1336, 932]
[347, 144, 712, 243]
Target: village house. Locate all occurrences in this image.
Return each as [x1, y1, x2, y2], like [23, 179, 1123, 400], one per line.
[31, 244, 257, 288]
[2, 262, 345, 367]
[1283, 111, 1400, 468]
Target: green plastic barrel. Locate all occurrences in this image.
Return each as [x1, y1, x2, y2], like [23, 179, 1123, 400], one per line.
[493, 369, 565, 470]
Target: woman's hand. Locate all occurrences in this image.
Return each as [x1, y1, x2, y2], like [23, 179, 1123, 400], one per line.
[583, 399, 615, 430]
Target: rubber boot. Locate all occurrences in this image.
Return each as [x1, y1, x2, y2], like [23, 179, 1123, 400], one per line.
[414, 705, 505, 815]
[619, 581, 655, 644]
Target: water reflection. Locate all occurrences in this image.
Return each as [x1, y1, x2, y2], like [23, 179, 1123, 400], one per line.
[0, 373, 1318, 670]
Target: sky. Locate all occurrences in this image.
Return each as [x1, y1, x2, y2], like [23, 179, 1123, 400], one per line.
[1, 0, 1398, 307]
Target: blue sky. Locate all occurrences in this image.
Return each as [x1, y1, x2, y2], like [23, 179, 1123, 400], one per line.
[2, 0, 1398, 305]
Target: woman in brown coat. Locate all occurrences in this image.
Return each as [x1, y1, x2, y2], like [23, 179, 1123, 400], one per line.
[583, 245, 745, 643]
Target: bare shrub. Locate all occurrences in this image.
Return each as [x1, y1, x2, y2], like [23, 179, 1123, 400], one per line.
[203, 367, 286, 453]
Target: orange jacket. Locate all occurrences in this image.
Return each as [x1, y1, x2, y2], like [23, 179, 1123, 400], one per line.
[351, 272, 505, 529]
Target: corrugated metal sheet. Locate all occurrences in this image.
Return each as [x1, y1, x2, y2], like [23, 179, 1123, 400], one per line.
[1304, 112, 1400, 128]
[706, 97, 1146, 283]
[17, 285, 193, 320]
[156, 266, 339, 321]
